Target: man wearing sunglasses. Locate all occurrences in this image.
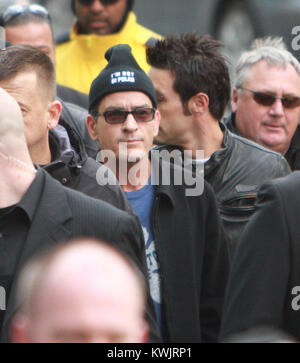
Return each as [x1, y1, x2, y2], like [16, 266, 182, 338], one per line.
[55, 0, 161, 95]
[87, 44, 230, 343]
[146, 33, 290, 256]
[225, 37, 300, 171]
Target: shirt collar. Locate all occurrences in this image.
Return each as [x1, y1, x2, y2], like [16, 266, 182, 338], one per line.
[17, 168, 45, 222]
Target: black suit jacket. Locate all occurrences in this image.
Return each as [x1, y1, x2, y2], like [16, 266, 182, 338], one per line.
[1, 169, 159, 342]
[220, 171, 300, 341]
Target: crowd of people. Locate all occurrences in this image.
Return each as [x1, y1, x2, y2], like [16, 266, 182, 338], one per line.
[0, 0, 300, 343]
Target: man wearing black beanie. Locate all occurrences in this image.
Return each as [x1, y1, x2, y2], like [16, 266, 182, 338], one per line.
[86, 44, 230, 343]
[56, 0, 161, 95]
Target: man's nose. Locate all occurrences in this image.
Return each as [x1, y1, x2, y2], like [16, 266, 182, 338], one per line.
[122, 113, 138, 131]
[90, 0, 105, 12]
[269, 98, 285, 117]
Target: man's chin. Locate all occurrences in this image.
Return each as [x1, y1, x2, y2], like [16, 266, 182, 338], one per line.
[259, 135, 288, 153]
[118, 150, 147, 164]
[88, 24, 111, 35]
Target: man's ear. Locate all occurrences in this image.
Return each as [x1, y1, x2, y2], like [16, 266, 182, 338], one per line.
[153, 110, 160, 137]
[231, 88, 239, 112]
[187, 92, 209, 115]
[47, 100, 62, 130]
[86, 114, 99, 141]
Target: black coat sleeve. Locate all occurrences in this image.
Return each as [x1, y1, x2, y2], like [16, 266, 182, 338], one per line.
[219, 180, 290, 341]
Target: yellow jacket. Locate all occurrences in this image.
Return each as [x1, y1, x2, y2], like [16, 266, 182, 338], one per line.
[56, 12, 161, 95]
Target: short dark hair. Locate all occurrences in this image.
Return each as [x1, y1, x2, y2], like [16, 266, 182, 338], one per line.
[0, 45, 56, 100]
[146, 33, 231, 120]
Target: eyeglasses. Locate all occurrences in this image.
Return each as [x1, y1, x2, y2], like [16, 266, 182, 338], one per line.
[238, 87, 300, 109]
[77, 0, 120, 6]
[95, 108, 156, 124]
[2, 4, 50, 25]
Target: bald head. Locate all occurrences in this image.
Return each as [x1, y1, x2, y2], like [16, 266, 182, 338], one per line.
[12, 238, 148, 343]
[0, 87, 26, 148]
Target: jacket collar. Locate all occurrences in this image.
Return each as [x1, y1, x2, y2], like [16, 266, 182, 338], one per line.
[97, 149, 176, 207]
[150, 150, 191, 208]
[44, 128, 82, 177]
[50, 125, 76, 159]
[151, 122, 234, 177]
[58, 106, 87, 163]
[203, 122, 233, 175]
[44, 105, 88, 174]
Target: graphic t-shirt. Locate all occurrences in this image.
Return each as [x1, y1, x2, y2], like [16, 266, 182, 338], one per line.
[125, 182, 162, 334]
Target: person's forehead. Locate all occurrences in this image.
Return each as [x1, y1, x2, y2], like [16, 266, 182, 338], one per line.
[35, 245, 143, 302]
[5, 21, 53, 43]
[0, 70, 38, 92]
[99, 91, 153, 108]
[33, 289, 142, 334]
[149, 67, 178, 100]
[149, 68, 174, 85]
[34, 271, 143, 320]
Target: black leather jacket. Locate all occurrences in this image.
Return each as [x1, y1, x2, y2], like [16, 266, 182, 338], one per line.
[225, 112, 300, 171]
[155, 123, 291, 256]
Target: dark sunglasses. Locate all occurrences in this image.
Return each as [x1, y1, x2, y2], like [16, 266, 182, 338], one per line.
[2, 4, 50, 25]
[77, 0, 120, 6]
[95, 107, 156, 124]
[239, 87, 300, 109]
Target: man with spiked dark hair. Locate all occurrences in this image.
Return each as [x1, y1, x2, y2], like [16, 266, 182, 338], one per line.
[147, 32, 291, 255]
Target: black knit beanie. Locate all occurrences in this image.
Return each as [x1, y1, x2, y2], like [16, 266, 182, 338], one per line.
[89, 44, 157, 112]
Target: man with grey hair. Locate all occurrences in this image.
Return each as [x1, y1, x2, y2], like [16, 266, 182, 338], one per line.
[225, 37, 300, 170]
[10, 238, 149, 343]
